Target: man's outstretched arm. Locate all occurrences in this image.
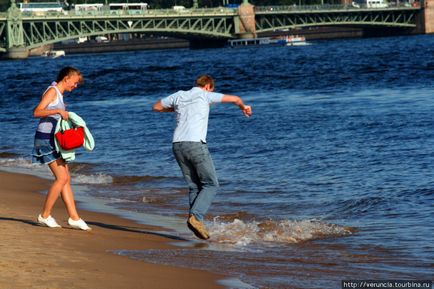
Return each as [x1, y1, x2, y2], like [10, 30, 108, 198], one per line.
[152, 100, 174, 112]
[221, 95, 252, 117]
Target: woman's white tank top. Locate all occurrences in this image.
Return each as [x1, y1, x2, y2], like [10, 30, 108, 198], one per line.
[36, 85, 65, 135]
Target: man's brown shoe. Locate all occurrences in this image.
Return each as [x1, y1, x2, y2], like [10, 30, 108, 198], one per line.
[187, 215, 210, 240]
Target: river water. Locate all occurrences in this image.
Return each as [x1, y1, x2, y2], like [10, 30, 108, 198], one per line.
[0, 35, 433, 288]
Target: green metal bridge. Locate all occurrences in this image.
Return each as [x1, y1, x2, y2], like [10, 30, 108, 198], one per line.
[0, 0, 422, 58]
[254, 4, 421, 32]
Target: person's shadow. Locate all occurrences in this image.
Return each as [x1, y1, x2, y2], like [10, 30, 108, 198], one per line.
[0, 216, 38, 226]
[0, 216, 188, 241]
[86, 220, 187, 241]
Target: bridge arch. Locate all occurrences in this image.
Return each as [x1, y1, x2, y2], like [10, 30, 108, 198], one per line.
[255, 8, 419, 34]
[22, 15, 236, 50]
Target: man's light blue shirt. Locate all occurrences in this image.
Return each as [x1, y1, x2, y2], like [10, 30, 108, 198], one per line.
[161, 87, 224, 143]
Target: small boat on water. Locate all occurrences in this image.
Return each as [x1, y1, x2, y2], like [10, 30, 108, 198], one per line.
[42, 50, 65, 58]
[228, 35, 308, 48]
[284, 35, 308, 46]
[228, 37, 285, 48]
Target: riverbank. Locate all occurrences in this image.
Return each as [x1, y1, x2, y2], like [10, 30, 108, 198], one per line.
[50, 27, 363, 55]
[0, 170, 224, 289]
[53, 37, 189, 54]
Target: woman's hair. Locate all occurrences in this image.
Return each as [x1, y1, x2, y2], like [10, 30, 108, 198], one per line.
[56, 66, 84, 84]
[195, 75, 214, 90]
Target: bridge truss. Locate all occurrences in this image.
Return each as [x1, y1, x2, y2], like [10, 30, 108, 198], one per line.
[255, 7, 420, 32]
[22, 15, 235, 49]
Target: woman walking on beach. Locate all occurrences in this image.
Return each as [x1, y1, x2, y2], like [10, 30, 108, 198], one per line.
[32, 66, 91, 231]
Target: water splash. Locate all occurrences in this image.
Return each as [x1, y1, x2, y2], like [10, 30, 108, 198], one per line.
[208, 218, 353, 246]
[72, 173, 113, 184]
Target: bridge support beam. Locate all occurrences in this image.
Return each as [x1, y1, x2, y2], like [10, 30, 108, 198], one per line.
[6, 46, 29, 59]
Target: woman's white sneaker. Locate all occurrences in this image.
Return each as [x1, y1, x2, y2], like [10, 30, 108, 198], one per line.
[68, 218, 91, 231]
[37, 214, 62, 228]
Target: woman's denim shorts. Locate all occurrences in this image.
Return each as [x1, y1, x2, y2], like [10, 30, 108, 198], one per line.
[32, 136, 60, 164]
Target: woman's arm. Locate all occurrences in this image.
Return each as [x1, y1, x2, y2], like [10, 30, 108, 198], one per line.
[33, 88, 68, 119]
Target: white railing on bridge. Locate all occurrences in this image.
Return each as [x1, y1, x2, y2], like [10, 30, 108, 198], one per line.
[14, 7, 238, 18]
[0, 3, 421, 19]
[254, 2, 421, 12]
[83, 7, 236, 16]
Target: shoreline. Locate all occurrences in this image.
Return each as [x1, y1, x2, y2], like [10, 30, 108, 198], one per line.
[0, 170, 226, 289]
[52, 37, 190, 55]
[49, 27, 366, 56]
[49, 26, 414, 56]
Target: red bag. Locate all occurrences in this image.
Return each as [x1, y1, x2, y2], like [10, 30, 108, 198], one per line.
[55, 127, 85, 150]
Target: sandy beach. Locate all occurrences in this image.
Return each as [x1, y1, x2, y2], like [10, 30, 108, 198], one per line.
[0, 171, 224, 289]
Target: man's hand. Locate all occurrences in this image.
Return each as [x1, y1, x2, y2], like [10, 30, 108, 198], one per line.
[241, 105, 252, 117]
[221, 95, 252, 118]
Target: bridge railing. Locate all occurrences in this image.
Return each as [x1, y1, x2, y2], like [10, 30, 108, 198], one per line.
[255, 2, 421, 12]
[1, 3, 421, 19]
[15, 7, 238, 18]
[110, 7, 237, 15]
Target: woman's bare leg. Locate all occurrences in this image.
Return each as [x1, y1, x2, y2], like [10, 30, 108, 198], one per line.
[60, 164, 80, 221]
[41, 158, 69, 218]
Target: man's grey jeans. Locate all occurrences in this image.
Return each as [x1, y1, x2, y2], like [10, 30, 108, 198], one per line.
[172, 142, 219, 221]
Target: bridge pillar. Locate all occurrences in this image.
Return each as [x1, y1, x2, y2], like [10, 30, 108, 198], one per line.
[5, 0, 28, 59]
[425, 0, 434, 33]
[235, 1, 256, 39]
[7, 46, 29, 59]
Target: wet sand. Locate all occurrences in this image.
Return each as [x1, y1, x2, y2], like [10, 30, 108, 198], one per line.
[0, 171, 224, 289]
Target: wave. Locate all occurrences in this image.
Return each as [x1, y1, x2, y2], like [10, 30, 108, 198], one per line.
[87, 67, 142, 79]
[0, 157, 113, 184]
[0, 152, 19, 158]
[67, 162, 101, 174]
[0, 157, 37, 169]
[328, 196, 388, 218]
[147, 65, 181, 72]
[112, 175, 173, 184]
[207, 218, 353, 246]
[72, 173, 113, 184]
[400, 188, 434, 198]
[0, 157, 174, 186]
